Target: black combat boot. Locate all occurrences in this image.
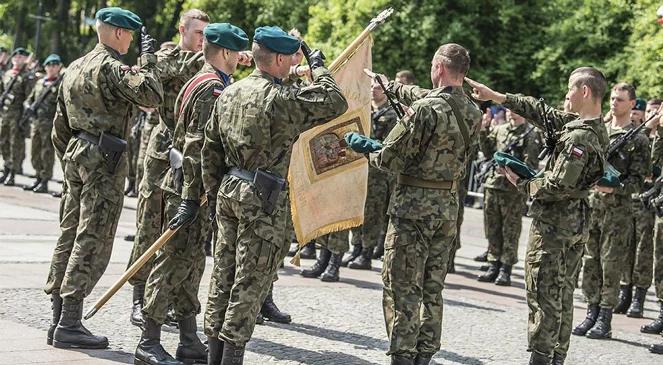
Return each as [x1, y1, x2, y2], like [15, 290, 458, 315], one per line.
[477, 261, 501, 282]
[391, 355, 414, 365]
[286, 240, 299, 257]
[650, 342, 663, 354]
[641, 302, 663, 334]
[474, 251, 488, 262]
[626, 286, 647, 318]
[175, 316, 207, 364]
[551, 352, 565, 365]
[0, 167, 9, 183]
[528, 351, 551, 365]
[301, 248, 331, 278]
[3, 171, 15, 186]
[255, 313, 264, 325]
[207, 337, 223, 365]
[586, 307, 612, 339]
[260, 284, 292, 324]
[53, 298, 108, 349]
[33, 180, 48, 193]
[447, 249, 456, 274]
[23, 178, 41, 191]
[494, 264, 512, 286]
[572, 304, 599, 336]
[131, 284, 145, 327]
[372, 240, 384, 260]
[348, 247, 372, 270]
[220, 341, 244, 365]
[414, 353, 432, 365]
[135, 317, 183, 365]
[321, 253, 342, 282]
[125, 180, 135, 196]
[614, 284, 632, 314]
[299, 242, 316, 259]
[47, 292, 63, 345]
[341, 244, 362, 267]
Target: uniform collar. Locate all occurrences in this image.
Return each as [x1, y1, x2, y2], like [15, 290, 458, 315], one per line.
[96, 43, 122, 60]
[428, 85, 465, 97]
[251, 69, 283, 85]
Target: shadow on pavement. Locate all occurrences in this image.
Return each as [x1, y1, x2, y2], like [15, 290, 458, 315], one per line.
[248, 337, 381, 365]
[609, 336, 655, 350]
[265, 322, 388, 351]
[73, 348, 134, 364]
[434, 349, 485, 365]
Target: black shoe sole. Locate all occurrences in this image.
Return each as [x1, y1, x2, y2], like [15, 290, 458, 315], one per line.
[495, 281, 511, 286]
[626, 312, 643, 318]
[347, 265, 371, 270]
[177, 356, 207, 364]
[640, 327, 663, 334]
[320, 276, 339, 282]
[53, 339, 109, 349]
[585, 332, 611, 339]
[47, 337, 53, 346]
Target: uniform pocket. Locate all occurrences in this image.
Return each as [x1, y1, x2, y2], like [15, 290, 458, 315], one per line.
[382, 218, 418, 284]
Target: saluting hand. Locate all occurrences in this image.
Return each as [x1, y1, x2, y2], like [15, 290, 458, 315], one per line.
[464, 77, 506, 104]
[238, 51, 253, 66]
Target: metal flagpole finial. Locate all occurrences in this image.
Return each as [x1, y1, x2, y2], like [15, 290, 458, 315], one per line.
[368, 7, 394, 31]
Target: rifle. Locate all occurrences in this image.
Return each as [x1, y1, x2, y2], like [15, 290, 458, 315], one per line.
[0, 54, 33, 107]
[363, 68, 406, 119]
[18, 75, 61, 133]
[474, 125, 535, 183]
[639, 175, 663, 208]
[537, 98, 557, 160]
[604, 111, 660, 178]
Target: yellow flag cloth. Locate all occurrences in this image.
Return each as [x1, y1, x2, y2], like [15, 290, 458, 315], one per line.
[288, 36, 373, 245]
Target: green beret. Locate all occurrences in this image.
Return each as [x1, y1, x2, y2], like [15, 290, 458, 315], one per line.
[12, 47, 30, 57]
[43, 54, 62, 66]
[493, 151, 537, 179]
[204, 23, 248, 52]
[95, 7, 142, 31]
[597, 170, 622, 188]
[633, 98, 647, 111]
[253, 26, 300, 55]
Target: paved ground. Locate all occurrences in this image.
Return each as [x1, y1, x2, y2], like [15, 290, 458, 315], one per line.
[1, 152, 662, 364]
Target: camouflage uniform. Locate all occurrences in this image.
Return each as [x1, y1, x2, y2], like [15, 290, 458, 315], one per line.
[651, 132, 663, 302]
[25, 75, 61, 181]
[318, 230, 350, 255]
[370, 82, 481, 359]
[501, 94, 608, 360]
[127, 46, 203, 286]
[201, 67, 347, 347]
[623, 129, 659, 289]
[136, 111, 157, 187]
[581, 123, 650, 308]
[44, 43, 163, 300]
[351, 102, 398, 251]
[479, 122, 540, 266]
[0, 66, 33, 174]
[142, 63, 225, 324]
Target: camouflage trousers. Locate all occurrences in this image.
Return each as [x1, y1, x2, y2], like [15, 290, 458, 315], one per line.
[127, 155, 169, 286]
[652, 215, 663, 300]
[581, 194, 632, 308]
[135, 122, 154, 190]
[382, 216, 456, 358]
[351, 169, 394, 250]
[142, 191, 208, 324]
[127, 132, 140, 186]
[622, 200, 655, 289]
[483, 188, 527, 266]
[204, 195, 287, 347]
[0, 110, 25, 172]
[525, 219, 584, 359]
[44, 157, 125, 299]
[318, 229, 350, 255]
[30, 121, 54, 180]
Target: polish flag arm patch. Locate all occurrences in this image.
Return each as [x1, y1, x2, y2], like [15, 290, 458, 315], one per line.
[569, 145, 584, 158]
[212, 88, 223, 97]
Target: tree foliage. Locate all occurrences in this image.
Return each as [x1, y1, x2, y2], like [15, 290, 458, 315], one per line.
[0, 0, 660, 102]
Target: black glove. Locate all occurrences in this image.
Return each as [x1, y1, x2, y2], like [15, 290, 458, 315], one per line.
[140, 26, 157, 55]
[300, 41, 326, 70]
[168, 199, 199, 229]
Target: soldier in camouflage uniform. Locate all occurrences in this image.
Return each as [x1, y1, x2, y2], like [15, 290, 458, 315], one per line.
[21, 54, 62, 193]
[133, 23, 248, 365]
[477, 110, 540, 286]
[301, 230, 349, 282]
[346, 77, 398, 271]
[619, 98, 659, 318]
[201, 26, 347, 364]
[0, 48, 34, 186]
[467, 67, 609, 365]
[354, 44, 482, 365]
[44, 7, 163, 350]
[573, 83, 650, 341]
[127, 9, 209, 328]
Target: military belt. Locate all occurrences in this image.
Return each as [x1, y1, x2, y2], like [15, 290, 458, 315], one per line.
[397, 174, 455, 190]
[75, 130, 102, 145]
[227, 167, 286, 191]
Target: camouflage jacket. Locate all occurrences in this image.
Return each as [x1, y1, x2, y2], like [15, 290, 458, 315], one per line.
[201, 67, 348, 213]
[370, 84, 482, 220]
[24, 75, 61, 125]
[0, 66, 34, 115]
[162, 63, 228, 200]
[371, 101, 398, 141]
[145, 46, 204, 162]
[479, 121, 541, 192]
[504, 94, 608, 231]
[51, 43, 163, 174]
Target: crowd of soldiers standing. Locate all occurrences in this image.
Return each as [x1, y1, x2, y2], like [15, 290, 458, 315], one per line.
[1, 3, 663, 365]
